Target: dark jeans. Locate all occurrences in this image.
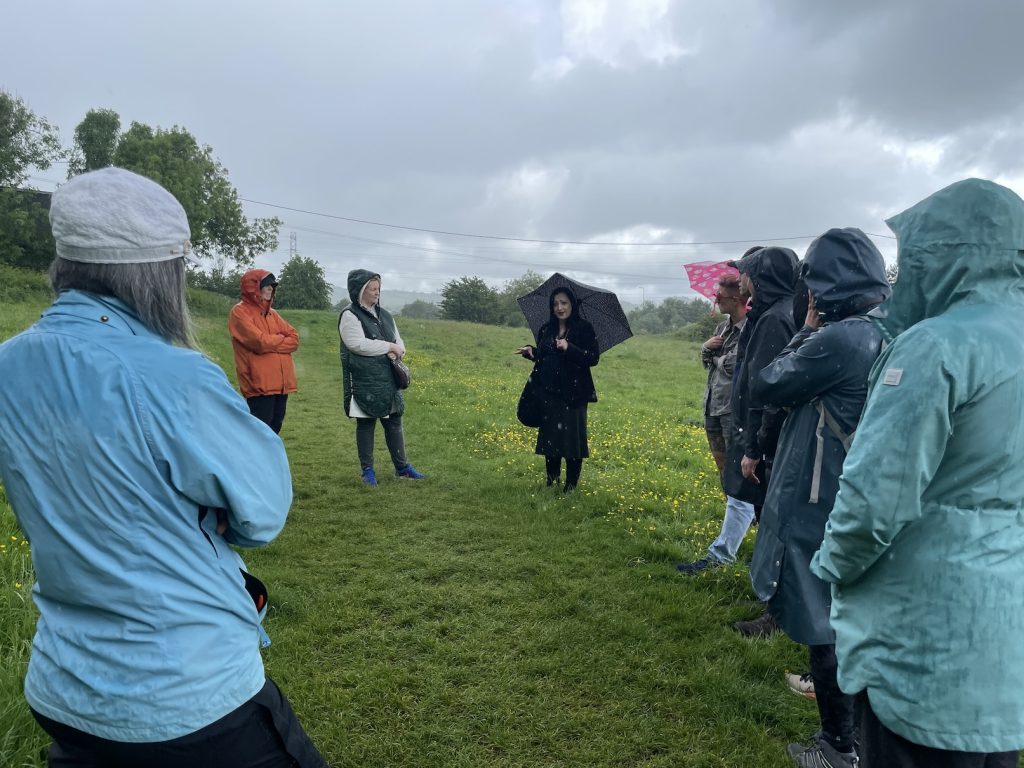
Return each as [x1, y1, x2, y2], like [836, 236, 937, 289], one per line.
[356, 414, 408, 471]
[809, 644, 856, 753]
[247, 395, 288, 434]
[858, 691, 1020, 768]
[31, 678, 327, 768]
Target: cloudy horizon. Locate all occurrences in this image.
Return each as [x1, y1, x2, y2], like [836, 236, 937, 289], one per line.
[5, 0, 1023, 305]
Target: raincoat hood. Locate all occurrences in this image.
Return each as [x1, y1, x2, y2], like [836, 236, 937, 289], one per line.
[802, 228, 891, 320]
[736, 246, 799, 311]
[347, 268, 382, 307]
[239, 268, 274, 311]
[875, 178, 1024, 338]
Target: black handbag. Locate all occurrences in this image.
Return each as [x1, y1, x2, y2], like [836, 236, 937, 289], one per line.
[390, 357, 411, 389]
[516, 371, 543, 428]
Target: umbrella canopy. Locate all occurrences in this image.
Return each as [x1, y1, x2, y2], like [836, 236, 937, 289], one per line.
[517, 273, 632, 354]
[683, 260, 740, 301]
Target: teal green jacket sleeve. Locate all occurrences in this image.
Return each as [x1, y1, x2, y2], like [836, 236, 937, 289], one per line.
[811, 327, 955, 585]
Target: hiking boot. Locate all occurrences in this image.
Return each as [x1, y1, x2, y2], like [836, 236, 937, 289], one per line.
[786, 671, 816, 700]
[733, 610, 780, 638]
[675, 557, 722, 576]
[395, 464, 426, 480]
[787, 733, 858, 767]
[361, 467, 378, 487]
[546, 474, 560, 487]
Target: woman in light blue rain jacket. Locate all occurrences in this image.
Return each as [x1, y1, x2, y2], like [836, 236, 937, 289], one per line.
[0, 167, 327, 767]
[812, 178, 1024, 767]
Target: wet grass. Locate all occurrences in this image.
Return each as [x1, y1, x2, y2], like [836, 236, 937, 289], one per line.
[1, 292, 816, 767]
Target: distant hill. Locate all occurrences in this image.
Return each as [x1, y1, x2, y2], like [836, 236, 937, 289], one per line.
[331, 286, 442, 312]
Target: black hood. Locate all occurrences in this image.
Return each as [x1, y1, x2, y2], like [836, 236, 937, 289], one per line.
[802, 228, 891, 320]
[737, 246, 798, 310]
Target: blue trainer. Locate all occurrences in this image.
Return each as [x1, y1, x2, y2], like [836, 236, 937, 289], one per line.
[361, 467, 378, 486]
[675, 556, 721, 576]
[395, 464, 426, 480]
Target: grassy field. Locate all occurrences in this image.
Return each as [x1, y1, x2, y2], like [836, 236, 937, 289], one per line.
[0, 272, 815, 767]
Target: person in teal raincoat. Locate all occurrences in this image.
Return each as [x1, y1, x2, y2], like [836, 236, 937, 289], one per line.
[811, 178, 1024, 768]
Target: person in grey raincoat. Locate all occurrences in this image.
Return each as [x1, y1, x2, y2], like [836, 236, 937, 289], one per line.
[811, 179, 1024, 768]
[750, 229, 890, 768]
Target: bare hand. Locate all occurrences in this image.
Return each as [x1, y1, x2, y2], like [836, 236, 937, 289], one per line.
[704, 335, 725, 350]
[517, 346, 534, 360]
[388, 342, 404, 358]
[555, 338, 568, 351]
[741, 455, 761, 484]
[805, 291, 822, 330]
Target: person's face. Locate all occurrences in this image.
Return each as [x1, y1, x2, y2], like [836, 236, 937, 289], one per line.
[715, 290, 742, 314]
[260, 285, 274, 301]
[363, 279, 381, 305]
[552, 293, 572, 321]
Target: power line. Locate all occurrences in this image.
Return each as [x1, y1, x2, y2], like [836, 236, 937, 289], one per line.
[240, 196, 897, 244]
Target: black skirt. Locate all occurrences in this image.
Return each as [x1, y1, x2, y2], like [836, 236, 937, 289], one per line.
[534, 389, 589, 459]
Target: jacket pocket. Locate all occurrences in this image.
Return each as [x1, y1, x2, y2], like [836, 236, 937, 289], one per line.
[751, 527, 785, 602]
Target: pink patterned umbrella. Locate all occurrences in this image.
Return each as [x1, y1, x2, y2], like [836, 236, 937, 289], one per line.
[683, 261, 740, 302]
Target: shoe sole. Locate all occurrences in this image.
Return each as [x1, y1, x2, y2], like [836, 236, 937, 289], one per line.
[787, 687, 817, 700]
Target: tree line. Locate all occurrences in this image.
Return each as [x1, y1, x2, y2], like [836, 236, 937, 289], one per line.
[1, 92, 335, 309]
[397, 271, 717, 338]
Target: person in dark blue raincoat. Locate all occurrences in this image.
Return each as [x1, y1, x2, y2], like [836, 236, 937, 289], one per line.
[750, 228, 890, 768]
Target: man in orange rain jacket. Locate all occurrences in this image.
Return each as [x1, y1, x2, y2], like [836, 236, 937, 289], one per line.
[228, 269, 299, 433]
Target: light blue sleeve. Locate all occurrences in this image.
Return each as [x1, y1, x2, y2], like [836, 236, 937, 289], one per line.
[811, 328, 955, 585]
[141, 350, 293, 548]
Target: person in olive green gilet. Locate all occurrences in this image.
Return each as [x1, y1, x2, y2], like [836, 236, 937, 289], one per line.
[339, 269, 426, 486]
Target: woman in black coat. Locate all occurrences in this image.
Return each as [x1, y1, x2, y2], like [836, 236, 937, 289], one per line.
[517, 287, 600, 492]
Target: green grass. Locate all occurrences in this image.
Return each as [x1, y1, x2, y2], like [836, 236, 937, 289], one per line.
[0, 293, 816, 767]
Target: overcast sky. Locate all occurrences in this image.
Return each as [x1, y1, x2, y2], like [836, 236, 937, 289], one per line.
[5, 0, 1024, 304]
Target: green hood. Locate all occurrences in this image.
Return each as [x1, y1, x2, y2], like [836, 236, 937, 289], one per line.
[347, 269, 381, 307]
[876, 178, 1024, 338]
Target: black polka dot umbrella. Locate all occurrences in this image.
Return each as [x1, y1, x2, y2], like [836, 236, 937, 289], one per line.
[517, 272, 633, 354]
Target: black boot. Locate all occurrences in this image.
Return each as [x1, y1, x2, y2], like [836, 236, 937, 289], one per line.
[563, 458, 582, 493]
[545, 456, 561, 487]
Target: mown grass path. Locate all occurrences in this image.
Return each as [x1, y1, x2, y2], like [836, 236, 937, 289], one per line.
[2, 287, 814, 767]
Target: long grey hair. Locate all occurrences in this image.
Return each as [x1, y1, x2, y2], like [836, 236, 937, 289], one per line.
[48, 257, 197, 349]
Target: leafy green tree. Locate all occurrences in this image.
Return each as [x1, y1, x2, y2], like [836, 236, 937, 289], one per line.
[0, 91, 64, 187]
[497, 270, 546, 327]
[108, 119, 280, 265]
[439, 276, 501, 324]
[67, 108, 121, 176]
[0, 91, 65, 269]
[273, 254, 331, 310]
[399, 299, 440, 320]
[628, 296, 712, 334]
[186, 260, 247, 299]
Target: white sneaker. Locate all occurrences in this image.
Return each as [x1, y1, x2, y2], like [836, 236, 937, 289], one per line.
[785, 671, 816, 700]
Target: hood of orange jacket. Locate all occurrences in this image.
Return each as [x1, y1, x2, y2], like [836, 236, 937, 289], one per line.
[240, 268, 275, 315]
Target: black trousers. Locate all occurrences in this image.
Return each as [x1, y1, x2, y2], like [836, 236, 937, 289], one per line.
[858, 691, 1019, 768]
[809, 644, 856, 753]
[31, 678, 327, 768]
[545, 456, 582, 488]
[355, 414, 408, 471]
[247, 395, 289, 434]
